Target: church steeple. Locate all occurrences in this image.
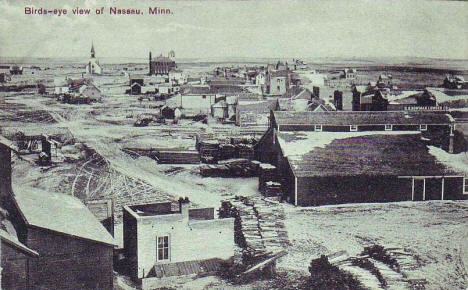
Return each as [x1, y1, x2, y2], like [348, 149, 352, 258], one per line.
[91, 42, 95, 58]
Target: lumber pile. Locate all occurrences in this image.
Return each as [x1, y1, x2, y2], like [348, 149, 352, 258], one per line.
[156, 150, 200, 164]
[200, 159, 258, 177]
[258, 163, 277, 191]
[227, 196, 290, 257]
[262, 181, 282, 197]
[199, 140, 220, 163]
[219, 144, 236, 160]
[237, 144, 254, 160]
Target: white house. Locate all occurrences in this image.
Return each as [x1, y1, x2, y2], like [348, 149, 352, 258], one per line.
[255, 72, 265, 86]
[270, 76, 288, 95]
[123, 199, 235, 282]
[53, 78, 69, 95]
[169, 70, 187, 84]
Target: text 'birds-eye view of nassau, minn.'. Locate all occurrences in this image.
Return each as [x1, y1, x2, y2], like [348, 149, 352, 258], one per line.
[0, 0, 467, 289]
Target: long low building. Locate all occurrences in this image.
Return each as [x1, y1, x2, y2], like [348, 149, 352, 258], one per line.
[255, 111, 467, 206]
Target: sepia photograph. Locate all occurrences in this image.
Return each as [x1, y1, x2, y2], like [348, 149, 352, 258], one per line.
[0, 0, 467, 289]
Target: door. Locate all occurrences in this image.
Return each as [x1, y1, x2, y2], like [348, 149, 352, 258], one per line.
[412, 179, 424, 201]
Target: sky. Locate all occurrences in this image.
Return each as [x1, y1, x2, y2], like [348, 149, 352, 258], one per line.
[0, 0, 467, 60]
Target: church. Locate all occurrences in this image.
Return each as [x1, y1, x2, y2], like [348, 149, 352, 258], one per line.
[86, 43, 103, 75]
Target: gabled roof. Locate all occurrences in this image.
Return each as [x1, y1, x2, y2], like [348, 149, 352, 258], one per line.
[182, 85, 211, 95]
[0, 229, 38, 256]
[292, 89, 312, 100]
[276, 131, 460, 178]
[12, 185, 115, 246]
[272, 111, 454, 127]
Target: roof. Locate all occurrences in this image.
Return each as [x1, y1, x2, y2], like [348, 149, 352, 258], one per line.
[0, 229, 39, 256]
[292, 89, 312, 100]
[150, 258, 223, 278]
[272, 111, 454, 127]
[238, 99, 278, 113]
[276, 131, 460, 178]
[182, 85, 211, 95]
[152, 55, 175, 63]
[12, 185, 115, 246]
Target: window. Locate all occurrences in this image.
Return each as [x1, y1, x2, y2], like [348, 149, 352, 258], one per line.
[420, 124, 427, 131]
[315, 125, 322, 132]
[464, 178, 468, 195]
[385, 124, 393, 131]
[350, 125, 358, 132]
[157, 236, 170, 261]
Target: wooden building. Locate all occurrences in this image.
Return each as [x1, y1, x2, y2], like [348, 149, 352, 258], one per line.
[129, 77, 144, 95]
[254, 111, 466, 206]
[0, 142, 116, 289]
[352, 86, 388, 111]
[387, 89, 438, 111]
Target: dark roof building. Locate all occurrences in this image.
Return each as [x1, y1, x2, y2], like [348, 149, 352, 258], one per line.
[254, 110, 464, 206]
[271, 111, 454, 131]
[0, 142, 115, 290]
[255, 128, 466, 206]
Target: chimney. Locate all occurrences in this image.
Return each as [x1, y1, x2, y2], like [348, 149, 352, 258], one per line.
[313, 86, 320, 98]
[149, 51, 152, 75]
[0, 143, 12, 205]
[449, 126, 454, 154]
[334, 90, 343, 111]
[178, 197, 190, 223]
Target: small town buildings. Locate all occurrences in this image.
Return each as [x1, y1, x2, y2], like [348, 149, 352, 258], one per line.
[129, 76, 144, 95]
[235, 99, 279, 127]
[269, 76, 288, 95]
[79, 82, 103, 100]
[352, 85, 389, 111]
[123, 199, 234, 282]
[211, 96, 238, 120]
[255, 111, 466, 206]
[264, 63, 292, 96]
[168, 69, 186, 84]
[86, 43, 103, 75]
[207, 78, 246, 94]
[255, 72, 266, 86]
[149, 51, 177, 76]
[0, 142, 116, 289]
[54, 77, 70, 95]
[443, 74, 467, 89]
[0, 72, 10, 83]
[387, 89, 438, 111]
[9, 66, 23, 75]
[166, 94, 217, 115]
[212, 100, 228, 119]
[342, 68, 357, 79]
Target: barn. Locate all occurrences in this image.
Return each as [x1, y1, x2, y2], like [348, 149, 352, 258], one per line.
[255, 111, 466, 206]
[0, 141, 116, 289]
